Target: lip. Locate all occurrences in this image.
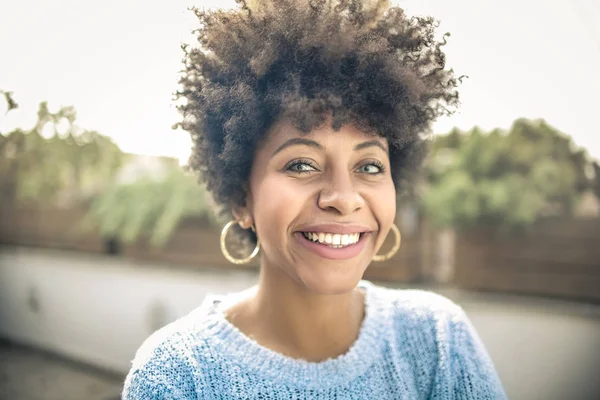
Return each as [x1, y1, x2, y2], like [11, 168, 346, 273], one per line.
[295, 223, 373, 235]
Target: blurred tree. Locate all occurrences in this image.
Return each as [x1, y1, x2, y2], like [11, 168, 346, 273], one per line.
[85, 166, 214, 247]
[0, 89, 20, 202]
[0, 90, 18, 114]
[0, 100, 123, 206]
[423, 118, 594, 233]
[1, 93, 214, 248]
[592, 161, 600, 199]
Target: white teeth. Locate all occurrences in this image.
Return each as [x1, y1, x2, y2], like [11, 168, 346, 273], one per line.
[302, 232, 362, 247]
[332, 234, 341, 245]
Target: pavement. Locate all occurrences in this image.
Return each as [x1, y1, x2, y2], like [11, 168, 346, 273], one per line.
[0, 339, 123, 400]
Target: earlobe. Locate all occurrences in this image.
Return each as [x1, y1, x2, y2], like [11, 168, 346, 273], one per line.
[240, 215, 255, 230]
[232, 207, 254, 230]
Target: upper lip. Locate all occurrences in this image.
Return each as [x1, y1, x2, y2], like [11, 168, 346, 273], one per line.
[295, 224, 373, 234]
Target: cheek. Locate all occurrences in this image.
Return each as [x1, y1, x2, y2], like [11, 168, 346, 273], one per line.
[372, 178, 396, 209]
[252, 177, 307, 237]
[372, 180, 397, 220]
[384, 184, 397, 220]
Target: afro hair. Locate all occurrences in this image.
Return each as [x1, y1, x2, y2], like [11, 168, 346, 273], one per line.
[176, 0, 461, 246]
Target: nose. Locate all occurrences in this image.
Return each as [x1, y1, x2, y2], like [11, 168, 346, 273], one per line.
[317, 169, 365, 215]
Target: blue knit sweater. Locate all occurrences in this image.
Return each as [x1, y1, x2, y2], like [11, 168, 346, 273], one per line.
[122, 281, 507, 399]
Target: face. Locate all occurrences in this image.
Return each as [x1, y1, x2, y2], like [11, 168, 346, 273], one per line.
[239, 119, 397, 295]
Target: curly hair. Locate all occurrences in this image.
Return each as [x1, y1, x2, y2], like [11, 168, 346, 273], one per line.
[176, 0, 461, 246]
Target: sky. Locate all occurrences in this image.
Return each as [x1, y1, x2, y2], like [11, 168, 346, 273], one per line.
[1, 0, 599, 163]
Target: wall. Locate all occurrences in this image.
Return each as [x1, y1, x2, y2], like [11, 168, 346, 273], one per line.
[455, 217, 600, 302]
[0, 247, 258, 374]
[0, 205, 104, 254]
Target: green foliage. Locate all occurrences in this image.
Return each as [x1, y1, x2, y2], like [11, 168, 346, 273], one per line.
[423, 119, 594, 232]
[2, 92, 214, 247]
[0, 100, 123, 205]
[85, 167, 214, 247]
[592, 161, 600, 200]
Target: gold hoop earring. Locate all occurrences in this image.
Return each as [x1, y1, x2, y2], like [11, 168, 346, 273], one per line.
[220, 220, 260, 265]
[373, 224, 401, 262]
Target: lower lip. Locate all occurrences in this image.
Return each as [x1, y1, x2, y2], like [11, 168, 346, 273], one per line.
[294, 232, 370, 260]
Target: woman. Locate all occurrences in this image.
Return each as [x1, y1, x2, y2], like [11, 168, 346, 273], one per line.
[123, 0, 507, 398]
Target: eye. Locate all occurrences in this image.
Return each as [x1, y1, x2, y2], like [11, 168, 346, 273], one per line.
[285, 159, 318, 174]
[356, 161, 386, 174]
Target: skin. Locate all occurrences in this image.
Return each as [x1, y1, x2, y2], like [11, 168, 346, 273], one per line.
[226, 118, 397, 362]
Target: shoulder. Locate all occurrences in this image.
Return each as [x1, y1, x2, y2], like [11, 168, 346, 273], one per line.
[367, 284, 507, 398]
[122, 302, 216, 399]
[366, 283, 477, 359]
[367, 283, 466, 326]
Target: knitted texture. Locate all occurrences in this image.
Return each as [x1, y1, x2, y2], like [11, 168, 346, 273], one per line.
[122, 281, 507, 399]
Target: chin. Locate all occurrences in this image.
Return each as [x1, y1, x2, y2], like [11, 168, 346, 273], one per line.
[296, 261, 367, 295]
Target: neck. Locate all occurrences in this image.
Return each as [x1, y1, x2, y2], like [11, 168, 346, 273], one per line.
[230, 263, 365, 362]
[258, 267, 365, 361]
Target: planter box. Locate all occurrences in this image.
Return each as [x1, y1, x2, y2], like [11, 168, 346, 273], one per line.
[0, 205, 104, 254]
[455, 218, 600, 302]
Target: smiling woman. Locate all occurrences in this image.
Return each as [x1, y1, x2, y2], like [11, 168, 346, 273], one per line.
[242, 120, 398, 294]
[122, 0, 507, 399]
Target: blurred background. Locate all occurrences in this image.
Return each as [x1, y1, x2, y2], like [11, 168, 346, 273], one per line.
[1, 0, 600, 399]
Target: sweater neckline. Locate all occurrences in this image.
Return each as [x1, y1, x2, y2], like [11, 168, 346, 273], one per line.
[201, 280, 389, 389]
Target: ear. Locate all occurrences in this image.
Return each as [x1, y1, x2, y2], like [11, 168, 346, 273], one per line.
[232, 184, 254, 230]
[232, 207, 253, 230]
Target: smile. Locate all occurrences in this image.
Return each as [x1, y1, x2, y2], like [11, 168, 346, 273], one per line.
[301, 232, 362, 248]
[295, 231, 369, 260]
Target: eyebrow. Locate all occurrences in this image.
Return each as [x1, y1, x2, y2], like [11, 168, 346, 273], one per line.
[272, 138, 323, 156]
[272, 138, 388, 156]
[353, 140, 388, 153]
